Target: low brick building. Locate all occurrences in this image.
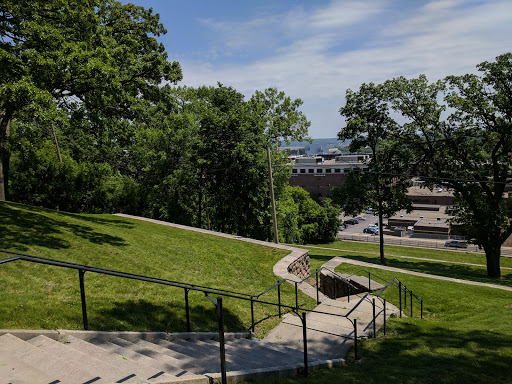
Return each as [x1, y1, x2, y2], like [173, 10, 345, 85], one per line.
[289, 155, 369, 199]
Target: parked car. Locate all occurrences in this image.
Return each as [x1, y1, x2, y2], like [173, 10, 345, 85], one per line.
[355, 216, 366, 221]
[366, 209, 375, 214]
[363, 227, 379, 234]
[345, 218, 359, 225]
[445, 240, 468, 248]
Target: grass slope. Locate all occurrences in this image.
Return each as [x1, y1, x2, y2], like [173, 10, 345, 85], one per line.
[0, 201, 313, 335]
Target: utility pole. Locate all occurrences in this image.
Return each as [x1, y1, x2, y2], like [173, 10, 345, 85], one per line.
[51, 124, 62, 163]
[267, 146, 279, 244]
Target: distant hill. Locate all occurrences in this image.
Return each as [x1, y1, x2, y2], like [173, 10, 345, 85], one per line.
[281, 138, 351, 155]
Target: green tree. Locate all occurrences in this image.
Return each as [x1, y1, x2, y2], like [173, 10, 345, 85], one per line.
[386, 53, 512, 278]
[0, 0, 182, 200]
[278, 186, 340, 244]
[335, 82, 413, 264]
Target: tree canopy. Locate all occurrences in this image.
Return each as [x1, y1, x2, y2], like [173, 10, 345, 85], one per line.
[0, 0, 182, 200]
[334, 82, 413, 264]
[337, 52, 512, 277]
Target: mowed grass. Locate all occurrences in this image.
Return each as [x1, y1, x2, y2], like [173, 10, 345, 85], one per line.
[0, 201, 314, 335]
[302, 240, 512, 288]
[249, 243, 512, 384]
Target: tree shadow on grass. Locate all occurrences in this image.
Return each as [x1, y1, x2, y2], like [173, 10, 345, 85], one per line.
[0, 202, 129, 252]
[90, 299, 247, 333]
[347, 321, 512, 383]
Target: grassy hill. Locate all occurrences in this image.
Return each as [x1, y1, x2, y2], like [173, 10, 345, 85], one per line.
[0, 201, 310, 335]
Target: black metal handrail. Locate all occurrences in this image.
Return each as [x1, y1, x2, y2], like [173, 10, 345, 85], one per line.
[0, 249, 254, 298]
[342, 269, 423, 319]
[0, 248, 423, 383]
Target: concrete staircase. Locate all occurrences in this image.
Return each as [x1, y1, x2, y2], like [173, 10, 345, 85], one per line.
[0, 330, 322, 384]
[0, 294, 398, 384]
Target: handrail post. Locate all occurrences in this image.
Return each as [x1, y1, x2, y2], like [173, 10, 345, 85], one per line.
[185, 288, 191, 332]
[347, 283, 350, 303]
[277, 282, 282, 318]
[78, 269, 88, 330]
[372, 298, 376, 338]
[250, 296, 255, 333]
[295, 282, 299, 311]
[316, 272, 320, 305]
[404, 286, 407, 309]
[353, 320, 358, 360]
[383, 299, 387, 336]
[302, 312, 308, 377]
[399, 282, 402, 318]
[410, 291, 413, 317]
[333, 276, 337, 299]
[217, 297, 227, 384]
[368, 272, 371, 292]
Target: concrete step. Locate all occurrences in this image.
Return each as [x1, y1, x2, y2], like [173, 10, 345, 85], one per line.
[152, 338, 220, 374]
[282, 314, 355, 338]
[26, 335, 142, 384]
[198, 338, 299, 371]
[348, 275, 384, 291]
[128, 338, 208, 375]
[89, 336, 202, 378]
[0, 348, 56, 384]
[228, 337, 307, 360]
[0, 333, 107, 384]
[59, 334, 175, 383]
[263, 322, 353, 360]
[224, 338, 306, 367]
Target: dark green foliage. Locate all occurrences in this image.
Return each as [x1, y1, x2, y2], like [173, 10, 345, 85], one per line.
[2, 2, 315, 243]
[9, 139, 140, 213]
[0, 0, 182, 200]
[335, 82, 413, 263]
[384, 53, 512, 277]
[277, 186, 340, 244]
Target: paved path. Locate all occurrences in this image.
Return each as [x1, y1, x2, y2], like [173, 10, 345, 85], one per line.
[322, 256, 512, 292]
[301, 245, 512, 271]
[303, 244, 512, 270]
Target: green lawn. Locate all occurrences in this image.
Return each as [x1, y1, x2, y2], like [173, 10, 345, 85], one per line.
[0, 201, 314, 335]
[249, 242, 512, 384]
[3, 202, 511, 383]
[302, 240, 512, 288]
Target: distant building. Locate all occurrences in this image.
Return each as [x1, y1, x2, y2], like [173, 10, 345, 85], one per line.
[280, 146, 306, 157]
[289, 154, 370, 199]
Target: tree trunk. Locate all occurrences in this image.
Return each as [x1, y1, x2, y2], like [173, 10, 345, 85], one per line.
[378, 201, 385, 265]
[484, 243, 501, 278]
[0, 113, 12, 201]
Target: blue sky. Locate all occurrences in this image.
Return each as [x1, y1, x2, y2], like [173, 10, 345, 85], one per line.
[126, 0, 511, 138]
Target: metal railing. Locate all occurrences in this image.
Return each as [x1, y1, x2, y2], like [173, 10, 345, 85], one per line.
[0, 249, 422, 383]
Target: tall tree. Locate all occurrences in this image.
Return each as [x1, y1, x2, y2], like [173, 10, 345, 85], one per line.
[335, 82, 412, 264]
[386, 53, 512, 278]
[0, 0, 182, 200]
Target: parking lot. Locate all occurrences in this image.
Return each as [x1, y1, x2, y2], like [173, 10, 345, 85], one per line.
[337, 213, 512, 257]
[339, 213, 383, 235]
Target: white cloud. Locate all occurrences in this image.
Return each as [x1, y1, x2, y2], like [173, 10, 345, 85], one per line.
[181, 0, 512, 137]
[309, 0, 385, 29]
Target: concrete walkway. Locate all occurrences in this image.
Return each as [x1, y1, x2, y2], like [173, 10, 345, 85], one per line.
[304, 244, 512, 271]
[322, 256, 512, 292]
